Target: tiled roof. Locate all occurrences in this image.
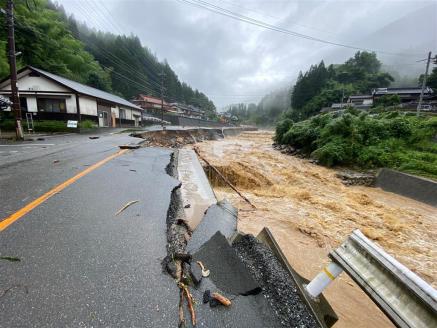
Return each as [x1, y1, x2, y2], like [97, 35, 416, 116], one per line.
[28, 67, 142, 110]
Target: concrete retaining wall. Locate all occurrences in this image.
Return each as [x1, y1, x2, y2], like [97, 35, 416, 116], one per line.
[375, 168, 437, 207]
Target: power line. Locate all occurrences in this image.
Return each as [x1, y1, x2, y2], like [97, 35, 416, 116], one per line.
[178, 0, 424, 58]
[73, 2, 164, 92]
[84, 0, 165, 81]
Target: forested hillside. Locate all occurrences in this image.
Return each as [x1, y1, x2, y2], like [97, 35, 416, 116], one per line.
[289, 51, 393, 120]
[0, 0, 216, 117]
[225, 52, 394, 125]
[224, 88, 289, 126]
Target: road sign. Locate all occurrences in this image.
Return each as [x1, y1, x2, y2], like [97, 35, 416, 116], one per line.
[67, 120, 78, 128]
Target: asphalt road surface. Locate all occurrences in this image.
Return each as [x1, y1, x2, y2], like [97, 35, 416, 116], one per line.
[0, 131, 181, 327]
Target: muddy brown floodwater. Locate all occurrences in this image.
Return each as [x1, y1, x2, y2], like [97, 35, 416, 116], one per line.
[192, 130, 437, 328]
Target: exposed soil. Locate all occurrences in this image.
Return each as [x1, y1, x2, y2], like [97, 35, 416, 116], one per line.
[133, 129, 223, 148]
[193, 130, 437, 328]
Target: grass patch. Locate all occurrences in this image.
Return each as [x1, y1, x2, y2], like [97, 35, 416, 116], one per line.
[0, 119, 89, 133]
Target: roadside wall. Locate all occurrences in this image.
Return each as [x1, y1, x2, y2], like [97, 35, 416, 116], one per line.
[147, 113, 231, 128]
[375, 168, 437, 207]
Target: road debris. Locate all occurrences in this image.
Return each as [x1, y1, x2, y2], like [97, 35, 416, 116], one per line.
[115, 200, 139, 216]
[89, 136, 99, 140]
[194, 147, 256, 209]
[211, 292, 232, 307]
[190, 262, 202, 285]
[196, 261, 210, 277]
[202, 290, 211, 304]
[0, 256, 21, 262]
[119, 144, 140, 149]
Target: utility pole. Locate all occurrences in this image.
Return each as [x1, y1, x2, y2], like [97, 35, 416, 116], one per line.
[159, 69, 166, 130]
[417, 51, 432, 116]
[6, 0, 23, 139]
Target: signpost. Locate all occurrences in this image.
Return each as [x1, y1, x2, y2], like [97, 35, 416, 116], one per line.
[67, 120, 78, 128]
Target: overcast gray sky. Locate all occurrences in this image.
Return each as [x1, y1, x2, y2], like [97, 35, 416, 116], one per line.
[59, 0, 436, 109]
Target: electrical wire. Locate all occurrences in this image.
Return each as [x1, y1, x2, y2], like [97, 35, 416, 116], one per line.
[177, 0, 425, 58]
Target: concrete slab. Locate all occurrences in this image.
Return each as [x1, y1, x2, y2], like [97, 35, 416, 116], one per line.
[186, 199, 237, 253]
[177, 148, 216, 229]
[186, 277, 282, 328]
[192, 231, 261, 296]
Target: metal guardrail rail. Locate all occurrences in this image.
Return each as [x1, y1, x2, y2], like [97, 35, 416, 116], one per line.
[330, 229, 437, 328]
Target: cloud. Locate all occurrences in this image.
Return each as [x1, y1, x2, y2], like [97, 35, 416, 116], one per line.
[59, 0, 436, 108]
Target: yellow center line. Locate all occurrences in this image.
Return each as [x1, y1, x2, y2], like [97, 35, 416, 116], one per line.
[0, 149, 129, 232]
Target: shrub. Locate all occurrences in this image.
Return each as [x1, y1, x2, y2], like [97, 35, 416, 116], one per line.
[274, 110, 437, 179]
[373, 94, 401, 107]
[79, 120, 96, 129]
[311, 137, 354, 166]
[0, 119, 16, 131]
[274, 118, 293, 143]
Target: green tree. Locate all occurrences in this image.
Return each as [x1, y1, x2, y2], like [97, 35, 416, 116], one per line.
[289, 51, 393, 120]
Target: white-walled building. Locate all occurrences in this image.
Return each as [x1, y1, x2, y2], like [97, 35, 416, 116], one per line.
[0, 66, 143, 127]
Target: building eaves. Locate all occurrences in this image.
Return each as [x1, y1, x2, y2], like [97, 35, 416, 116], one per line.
[27, 66, 143, 111]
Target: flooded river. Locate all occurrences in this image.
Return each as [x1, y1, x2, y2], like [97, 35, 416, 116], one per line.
[193, 130, 436, 328]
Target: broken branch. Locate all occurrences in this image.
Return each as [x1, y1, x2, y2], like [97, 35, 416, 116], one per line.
[212, 292, 232, 307]
[115, 200, 139, 216]
[178, 289, 186, 328]
[183, 285, 196, 326]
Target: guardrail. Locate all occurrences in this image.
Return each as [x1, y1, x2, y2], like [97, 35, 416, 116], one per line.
[326, 230, 436, 328]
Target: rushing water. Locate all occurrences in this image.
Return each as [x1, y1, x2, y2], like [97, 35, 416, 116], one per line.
[194, 131, 437, 287]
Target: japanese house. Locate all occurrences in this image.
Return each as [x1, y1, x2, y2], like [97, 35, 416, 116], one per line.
[0, 66, 143, 127]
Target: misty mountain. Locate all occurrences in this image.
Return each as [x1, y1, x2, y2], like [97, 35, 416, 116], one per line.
[326, 4, 436, 78]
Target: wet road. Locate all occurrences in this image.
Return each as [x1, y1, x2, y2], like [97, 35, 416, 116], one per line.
[0, 132, 180, 326]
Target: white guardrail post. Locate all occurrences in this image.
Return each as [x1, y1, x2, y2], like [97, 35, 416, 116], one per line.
[305, 229, 437, 328]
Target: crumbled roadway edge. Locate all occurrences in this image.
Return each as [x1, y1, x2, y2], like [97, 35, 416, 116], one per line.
[162, 150, 190, 274]
[162, 148, 318, 327]
[233, 234, 319, 328]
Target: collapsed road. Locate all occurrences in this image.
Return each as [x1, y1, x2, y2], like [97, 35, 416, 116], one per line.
[141, 127, 336, 327]
[3, 127, 431, 327]
[0, 128, 328, 327]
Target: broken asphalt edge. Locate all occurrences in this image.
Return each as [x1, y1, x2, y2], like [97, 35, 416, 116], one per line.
[256, 227, 338, 328]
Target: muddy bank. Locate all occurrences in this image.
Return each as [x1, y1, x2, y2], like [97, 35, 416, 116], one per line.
[193, 130, 436, 328]
[132, 127, 255, 148]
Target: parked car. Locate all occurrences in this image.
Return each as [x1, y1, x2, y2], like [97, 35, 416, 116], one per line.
[419, 104, 432, 111]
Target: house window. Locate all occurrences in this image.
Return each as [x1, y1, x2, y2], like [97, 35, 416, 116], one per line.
[19, 97, 28, 112]
[119, 108, 126, 119]
[37, 98, 66, 113]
